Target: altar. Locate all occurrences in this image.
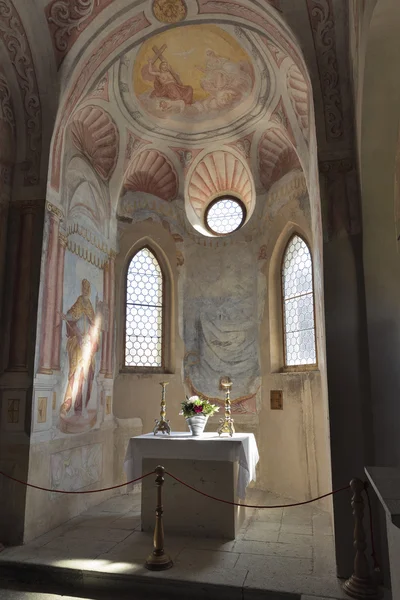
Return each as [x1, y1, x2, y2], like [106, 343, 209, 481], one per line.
[124, 432, 259, 539]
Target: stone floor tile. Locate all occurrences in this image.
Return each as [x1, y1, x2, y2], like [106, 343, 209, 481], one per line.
[234, 539, 313, 559]
[283, 505, 315, 518]
[62, 526, 132, 543]
[97, 531, 184, 562]
[41, 536, 117, 557]
[237, 552, 313, 577]
[242, 523, 281, 543]
[182, 536, 236, 552]
[111, 516, 141, 530]
[275, 575, 348, 598]
[282, 514, 313, 528]
[174, 547, 240, 569]
[278, 532, 314, 547]
[312, 512, 333, 536]
[280, 523, 314, 536]
[75, 515, 122, 528]
[252, 509, 283, 523]
[312, 538, 336, 577]
[94, 495, 136, 513]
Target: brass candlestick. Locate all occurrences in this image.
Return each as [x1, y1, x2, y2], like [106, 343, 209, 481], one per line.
[153, 382, 171, 435]
[217, 376, 235, 437]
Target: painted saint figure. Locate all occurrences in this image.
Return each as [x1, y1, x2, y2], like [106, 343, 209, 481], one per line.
[60, 279, 102, 419]
[147, 58, 193, 105]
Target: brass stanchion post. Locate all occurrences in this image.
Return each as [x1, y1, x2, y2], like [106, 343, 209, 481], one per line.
[145, 465, 173, 571]
[343, 479, 381, 599]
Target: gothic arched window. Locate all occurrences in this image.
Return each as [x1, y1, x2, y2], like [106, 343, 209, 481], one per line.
[125, 247, 164, 369]
[282, 235, 317, 368]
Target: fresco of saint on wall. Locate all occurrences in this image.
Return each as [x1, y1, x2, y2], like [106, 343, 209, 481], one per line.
[59, 278, 103, 433]
[133, 24, 255, 123]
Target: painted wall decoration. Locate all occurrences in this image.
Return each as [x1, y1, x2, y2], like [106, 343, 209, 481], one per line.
[183, 242, 261, 404]
[287, 64, 310, 141]
[50, 443, 102, 494]
[187, 150, 254, 217]
[58, 253, 105, 434]
[0, 0, 42, 185]
[124, 149, 178, 201]
[46, 0, 114, 67]
[133, 24, 255, 123]
[152, 0, 187, 23]
[85, 73, 110, 103]
[50, 11, 151, 191]
[258, 128, 301, 190]
[70, 106, 119, 181]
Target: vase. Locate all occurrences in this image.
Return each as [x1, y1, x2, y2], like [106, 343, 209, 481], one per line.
[185, 414, 209, 436]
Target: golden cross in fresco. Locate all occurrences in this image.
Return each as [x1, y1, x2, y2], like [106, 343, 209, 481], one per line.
[151, 44, 167, 64]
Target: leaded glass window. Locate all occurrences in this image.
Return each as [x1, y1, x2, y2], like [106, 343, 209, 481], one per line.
[282, 235, 317, 367]
[125, 247, 163, 368]
[205, 196, 246, 235]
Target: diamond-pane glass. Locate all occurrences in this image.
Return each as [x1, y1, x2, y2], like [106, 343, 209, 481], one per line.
[206, 197, 244, 234]
[282, 236, 316, 366]
[125, 248, 163, 367]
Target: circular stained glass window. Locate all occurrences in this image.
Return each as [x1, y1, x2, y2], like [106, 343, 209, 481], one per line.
[205, 196, 246, 235]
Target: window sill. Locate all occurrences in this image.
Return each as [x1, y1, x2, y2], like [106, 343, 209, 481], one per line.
[119, 367, 174, 375]
[277, 365, 319, 374]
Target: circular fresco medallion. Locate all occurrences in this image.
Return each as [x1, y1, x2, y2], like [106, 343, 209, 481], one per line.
[152, 0, 187, 23]
[133, 24, 255, 130]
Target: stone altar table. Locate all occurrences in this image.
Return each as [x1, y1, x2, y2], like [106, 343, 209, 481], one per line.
[124, 432, 259, 539]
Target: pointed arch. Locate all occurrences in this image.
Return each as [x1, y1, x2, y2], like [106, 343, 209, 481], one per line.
[123, 243, 168, 371]
[281, 234, 317, 369]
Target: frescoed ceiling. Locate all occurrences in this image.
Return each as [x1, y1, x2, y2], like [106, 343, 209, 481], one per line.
[0, 0, 362, 212]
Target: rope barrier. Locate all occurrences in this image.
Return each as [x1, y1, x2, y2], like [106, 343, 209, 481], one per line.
[0, 467, 351, 505]
[0, 467, 379, 575]
[0, 469, 155, 494]
[165, 470, 351, 508]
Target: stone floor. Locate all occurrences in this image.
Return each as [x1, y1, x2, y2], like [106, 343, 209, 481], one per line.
[0, 488, 354, 599]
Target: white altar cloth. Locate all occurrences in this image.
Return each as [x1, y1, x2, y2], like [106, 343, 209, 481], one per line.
[124, 432, 259, 499]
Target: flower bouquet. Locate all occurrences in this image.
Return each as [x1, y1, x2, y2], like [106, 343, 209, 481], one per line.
[180, 395, 219, 436]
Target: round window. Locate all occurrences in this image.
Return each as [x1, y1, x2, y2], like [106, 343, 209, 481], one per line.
[205, 196, 246, 236]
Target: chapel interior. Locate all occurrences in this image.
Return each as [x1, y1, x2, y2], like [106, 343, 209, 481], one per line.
[1, 0, 400, 598]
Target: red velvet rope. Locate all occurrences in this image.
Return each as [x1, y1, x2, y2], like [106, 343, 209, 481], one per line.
[0, 469, 155, 494]
[0, 468, 379, 567]
[164, 470, 351, 508]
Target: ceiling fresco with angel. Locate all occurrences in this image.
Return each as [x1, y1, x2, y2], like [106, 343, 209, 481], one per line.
[131, 24, 256, 129]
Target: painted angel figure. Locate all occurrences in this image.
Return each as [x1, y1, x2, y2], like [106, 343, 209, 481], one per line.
[195, 49, 253, 111]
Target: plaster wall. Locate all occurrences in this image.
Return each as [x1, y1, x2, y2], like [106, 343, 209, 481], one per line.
[113, 179, 331, 507]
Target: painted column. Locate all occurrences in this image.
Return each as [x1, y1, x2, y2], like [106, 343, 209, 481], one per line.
[100, 260, 109, 374]
[51, 232, 67, 371]
[106, 251, 116, 378]
[8, 201, 36, 370]
[38, 203, 63, 374]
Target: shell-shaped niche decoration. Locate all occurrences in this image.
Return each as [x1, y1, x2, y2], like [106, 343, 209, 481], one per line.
[124, 149, 178, 201]
[188, 150, 254, 217]
[70, 105, 119, 181]
[286, 64, 310, 141]
[258, 128, 301, 191]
